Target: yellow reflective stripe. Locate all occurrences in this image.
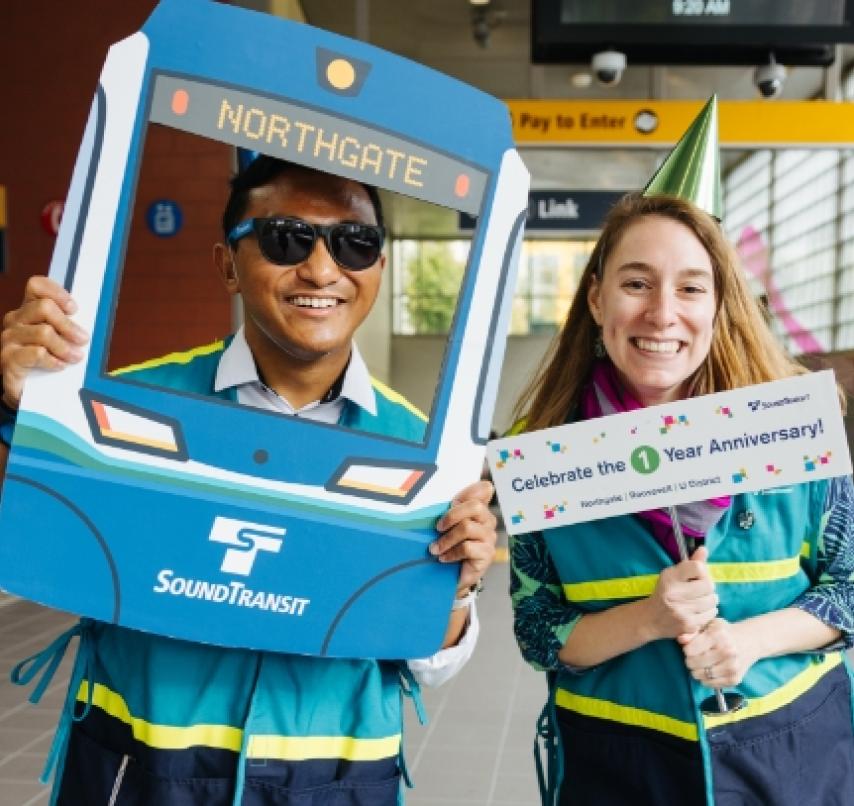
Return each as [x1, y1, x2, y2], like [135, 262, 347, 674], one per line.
[704, 653, 843, 730]
[564, 575, 658, 601]
[248, 733, 400, 762]
[78, 682, 243, 751]
[564, 556, 802, 602]
[78, 682, 400, 761]
[800, 540, 811, 559]
[709, 556, 801, 583]
[370, 377, 427, 421]
[110, 339, 225, 376]
[555, 654, 841, 741]
[555, 688, 698, 741]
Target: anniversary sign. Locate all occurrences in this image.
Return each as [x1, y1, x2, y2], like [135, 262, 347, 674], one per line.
[489, 371, 851, 535]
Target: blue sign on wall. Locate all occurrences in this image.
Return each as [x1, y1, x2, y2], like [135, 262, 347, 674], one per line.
[146, 199, 183, 237]
[460, 190, 625, 232]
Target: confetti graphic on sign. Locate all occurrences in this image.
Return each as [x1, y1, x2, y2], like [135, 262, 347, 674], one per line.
[543, 501, 568, 520]
[510, 511, 525, 525]
[490, 373, 850, 539]
[660, 414, 689, 434]
[496, 447, 524, 469]
[804, 451, 832, 472]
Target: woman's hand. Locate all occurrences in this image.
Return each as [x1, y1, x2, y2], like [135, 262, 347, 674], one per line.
[680, 618, 759, 688]
[1, 276, 88, 408]
[430, 480, 497, 594]
[644, 546, 718, 642]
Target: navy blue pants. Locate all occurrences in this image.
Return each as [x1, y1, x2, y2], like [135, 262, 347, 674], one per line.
[557, 708, 705, 806]
[558, 665, 854, 806]
[708, 664, 854, 806]
[57, 709, 400, 806]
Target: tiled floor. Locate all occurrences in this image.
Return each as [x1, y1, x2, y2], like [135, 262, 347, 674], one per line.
[0, 537, 544, 806]
[403, 549, 543, 806]
[0, 595, 76, 806]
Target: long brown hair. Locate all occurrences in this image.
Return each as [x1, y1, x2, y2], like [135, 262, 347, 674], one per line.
[514, 193, 807, 432]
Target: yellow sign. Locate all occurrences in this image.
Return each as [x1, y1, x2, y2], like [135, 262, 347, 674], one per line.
[506, 100, 854, 147]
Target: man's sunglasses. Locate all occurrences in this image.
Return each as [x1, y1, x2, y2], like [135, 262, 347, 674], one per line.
[227, 216, 385, 271]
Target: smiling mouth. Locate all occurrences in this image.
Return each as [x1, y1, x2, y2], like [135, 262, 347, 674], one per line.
[632, 337, 684, 354]
[287, 296, 341, 309]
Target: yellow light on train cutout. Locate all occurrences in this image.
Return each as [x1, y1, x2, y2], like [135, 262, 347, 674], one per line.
[91, 400, 181, 454]
[336, 464, 425, 498]
[326, 59, 356, 91]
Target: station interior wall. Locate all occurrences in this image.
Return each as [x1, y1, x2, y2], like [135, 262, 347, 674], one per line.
[3, 0, 852, 454]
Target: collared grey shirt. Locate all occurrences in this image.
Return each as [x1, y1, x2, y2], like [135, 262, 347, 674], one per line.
[211, 326, 478, 686]
[214, 327, 377, 421]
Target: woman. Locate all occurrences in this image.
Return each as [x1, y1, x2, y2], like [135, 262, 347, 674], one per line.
[511, 192, 854, 806]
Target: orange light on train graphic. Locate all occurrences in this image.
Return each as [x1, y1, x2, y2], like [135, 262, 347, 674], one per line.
[171, 89, 190, 115]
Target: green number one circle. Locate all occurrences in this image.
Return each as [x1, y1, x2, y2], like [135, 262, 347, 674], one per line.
[630, 445, 661, 474]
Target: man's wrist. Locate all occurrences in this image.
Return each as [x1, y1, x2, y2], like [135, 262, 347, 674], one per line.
[452, 579, 484, 610]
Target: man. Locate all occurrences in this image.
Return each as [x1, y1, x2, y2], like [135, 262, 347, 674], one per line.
[1, 157, 497, 804]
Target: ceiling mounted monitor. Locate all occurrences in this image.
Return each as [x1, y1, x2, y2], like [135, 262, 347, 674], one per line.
[532, 0, 854, 66]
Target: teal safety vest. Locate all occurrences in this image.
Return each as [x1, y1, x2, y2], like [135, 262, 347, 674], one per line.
[14, 338, 430, 806]
[544, 480, 853, 804]
[114, 334, 427, 441]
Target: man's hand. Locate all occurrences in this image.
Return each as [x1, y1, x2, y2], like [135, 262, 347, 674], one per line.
[643, 546, 719, 643]
[0, 276, 88, 408]
[430, 480, 497, 594]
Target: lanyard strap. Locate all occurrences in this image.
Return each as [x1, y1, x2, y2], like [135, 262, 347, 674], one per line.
[10, 618, 95, 799]
[534, 672, 564, 806]
[397, 663, 428, 788]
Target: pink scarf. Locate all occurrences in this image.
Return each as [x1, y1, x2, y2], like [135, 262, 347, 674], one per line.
[580, 360, 730, 563]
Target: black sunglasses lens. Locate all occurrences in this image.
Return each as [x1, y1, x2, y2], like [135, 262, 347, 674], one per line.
[259, 220, 315, 265]
[330, 224, 382, 270]
[255, 219, 381, 269]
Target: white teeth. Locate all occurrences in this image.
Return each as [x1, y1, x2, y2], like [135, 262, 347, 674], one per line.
[289, 296, 339, 308]
[634, 338, 681, 354]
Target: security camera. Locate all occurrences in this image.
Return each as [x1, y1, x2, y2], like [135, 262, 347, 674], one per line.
[472, 14, 491, 48]
[591, 49, 626, 86]
[754, 57, 786, 98]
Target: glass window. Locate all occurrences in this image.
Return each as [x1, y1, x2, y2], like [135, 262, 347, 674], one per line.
[725, 145, 854, 354]
[392, 237, 594, 336]
[392, 240, 469, 335]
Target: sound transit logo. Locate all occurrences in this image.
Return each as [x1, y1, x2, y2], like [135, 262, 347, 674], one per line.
[152, 517, 310, 617]
[208, 516, 285, 576]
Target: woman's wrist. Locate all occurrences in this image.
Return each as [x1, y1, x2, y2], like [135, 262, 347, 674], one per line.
[631, 597, 661, 644]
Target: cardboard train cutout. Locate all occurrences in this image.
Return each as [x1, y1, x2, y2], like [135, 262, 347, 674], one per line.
[0, 0, 530, 658]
